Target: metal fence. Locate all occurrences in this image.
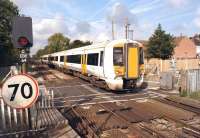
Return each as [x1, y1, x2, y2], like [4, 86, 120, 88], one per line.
[0, 86, 66, 137]
[186, 69, 200, 93]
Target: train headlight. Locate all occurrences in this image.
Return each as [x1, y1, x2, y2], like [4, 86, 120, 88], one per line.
[140, 65, 145, 74]
[114, 66, 124, 76]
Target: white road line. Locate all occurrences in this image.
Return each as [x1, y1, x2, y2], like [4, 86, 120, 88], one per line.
[47, 84, 92, 89]
[144, 81, 160, 84]
[67, 92, 160, 102]
[148, 91, 167, 98]
[70, 95, 160, 106]
[80, 84, 114, 101]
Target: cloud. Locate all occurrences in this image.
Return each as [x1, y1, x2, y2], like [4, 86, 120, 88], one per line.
[194, 17, 200, 28]
[107, 3, 137, 26]
[75, 21, 91, 34]
[194, 8, 200, 28]
[30, 15, 69, 54]
[10, 0, 43, 10]
[168, 0, 188, 8]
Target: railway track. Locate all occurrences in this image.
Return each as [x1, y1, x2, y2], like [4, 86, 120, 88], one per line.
[32, 64, 200, 138]
[156, 96, 200, 115]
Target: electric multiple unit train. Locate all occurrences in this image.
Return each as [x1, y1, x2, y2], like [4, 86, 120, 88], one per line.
[41, 39, 145, 90]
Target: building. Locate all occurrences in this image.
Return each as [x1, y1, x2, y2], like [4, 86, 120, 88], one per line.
[173, 36, 196, 59]
[190, 34, 200, 57]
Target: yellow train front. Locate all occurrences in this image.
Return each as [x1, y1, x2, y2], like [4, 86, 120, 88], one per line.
[104, 39, 145, 90]
[41, 39, 145, 91]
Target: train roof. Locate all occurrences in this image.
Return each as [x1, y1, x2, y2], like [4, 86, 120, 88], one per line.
[41, 39, 142, 57]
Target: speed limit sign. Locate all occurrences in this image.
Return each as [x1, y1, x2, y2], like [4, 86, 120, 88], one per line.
[2, 74, 39, 109]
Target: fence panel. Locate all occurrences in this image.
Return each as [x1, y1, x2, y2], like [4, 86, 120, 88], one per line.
[186, 69, 200, 93]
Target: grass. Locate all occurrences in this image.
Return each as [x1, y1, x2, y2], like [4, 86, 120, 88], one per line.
[189, 91, 200, 100]
[179, 90, 188, 97]
[179, 90, 200, 101]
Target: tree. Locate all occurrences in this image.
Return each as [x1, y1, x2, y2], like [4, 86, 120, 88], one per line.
[47, 33, 70, 53]
[69, 40, 92, 49]
[34, 33, 92, 58]
[146, 24, 175, 59]
[0, 0, 20, 66]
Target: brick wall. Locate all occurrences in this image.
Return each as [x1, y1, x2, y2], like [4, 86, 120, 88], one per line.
[174, 37, 197, 59]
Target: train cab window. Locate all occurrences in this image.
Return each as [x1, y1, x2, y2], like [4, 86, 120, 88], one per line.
[100, 51, 104, 66]
[67, 55, 81, 64]
[60, 56, 64, 62]
[113, 47, 123, 66]
[87, 53, 99, 66]
[139, 48, 144, 64]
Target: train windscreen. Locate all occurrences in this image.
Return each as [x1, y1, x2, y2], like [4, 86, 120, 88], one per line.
[113, 47, 123, 66]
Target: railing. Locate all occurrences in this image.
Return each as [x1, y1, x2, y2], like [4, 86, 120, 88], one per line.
[186, 69, 200, 93]
[0, 86, 66, 137]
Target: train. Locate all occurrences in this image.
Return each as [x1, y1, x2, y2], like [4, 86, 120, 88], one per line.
[41, 39, 145, 90]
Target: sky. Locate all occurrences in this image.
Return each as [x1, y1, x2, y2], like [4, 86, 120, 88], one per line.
[10, 0, 200, 54]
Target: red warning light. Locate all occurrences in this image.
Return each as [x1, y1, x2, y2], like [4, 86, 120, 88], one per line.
[18, 37, 29, 46]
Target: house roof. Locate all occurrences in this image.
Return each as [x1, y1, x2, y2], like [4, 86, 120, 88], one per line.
[189, 34, 200, 45]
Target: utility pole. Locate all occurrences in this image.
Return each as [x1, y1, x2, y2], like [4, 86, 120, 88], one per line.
[129, 30, 134, 40]
[125, 18, 130, 39]
[112, 20, 115, 40]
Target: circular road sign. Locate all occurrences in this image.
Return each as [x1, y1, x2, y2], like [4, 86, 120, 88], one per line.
[2, 74, 39, 109]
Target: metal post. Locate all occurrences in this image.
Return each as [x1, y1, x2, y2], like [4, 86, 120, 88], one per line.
[125, 17, 130, 40]
[7, 106, 12, 128]
[20, 48, 32, 129]
[13, 109, 18, 127]
[19, 109, 23, 127]
[25, 108, 29, 127]
[112, 20, 115, 40]
[51, 90, 54, 107]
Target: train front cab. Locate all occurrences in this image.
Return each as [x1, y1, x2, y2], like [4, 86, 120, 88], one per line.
[113, 42, 144, 90]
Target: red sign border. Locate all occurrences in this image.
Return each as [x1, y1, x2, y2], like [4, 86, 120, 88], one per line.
[2, 74, 39, 109]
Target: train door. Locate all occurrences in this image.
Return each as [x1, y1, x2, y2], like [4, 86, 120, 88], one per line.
[98, 51, 104, 78]
[81, 54, 87, 74]
[125, 43, 139, 78]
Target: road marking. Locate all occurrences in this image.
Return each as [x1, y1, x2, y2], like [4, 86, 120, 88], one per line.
[78, 84, 115, 101]
[148, 91, 167, 98]
[69, 95, 160, 107]
[67, 92, 160, 102]
[47, 84, 92, 89]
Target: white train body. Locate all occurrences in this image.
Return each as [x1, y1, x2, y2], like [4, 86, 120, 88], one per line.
[41, 39, 145, 90]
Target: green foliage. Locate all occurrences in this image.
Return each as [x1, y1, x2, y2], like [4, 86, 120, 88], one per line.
[0, 0, 20, 66]
[35, 33, 92, 58]
[179, 90, 188, 97]
[189, 91, 200, 100]
[146, 24, 175, 59]
[68, 40, 92, 49]
[48, 33, 70, 52]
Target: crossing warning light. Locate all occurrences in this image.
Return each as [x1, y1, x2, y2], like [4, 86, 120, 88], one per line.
[12, 17, 33, 48]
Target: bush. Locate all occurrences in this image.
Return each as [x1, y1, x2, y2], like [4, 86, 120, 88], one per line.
[189, 91, 200, 100]
[179, 90, 188, 97]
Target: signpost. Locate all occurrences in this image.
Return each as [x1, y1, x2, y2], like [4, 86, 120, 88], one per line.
[9, 16, 35, 128]
[1, 74, 39, 109]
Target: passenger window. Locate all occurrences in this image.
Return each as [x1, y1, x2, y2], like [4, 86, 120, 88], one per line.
[87, 53, 99, 66]
[100, 51, 104, 66]
[60, 56, 64, 62]
[67, 55, 81, 64]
